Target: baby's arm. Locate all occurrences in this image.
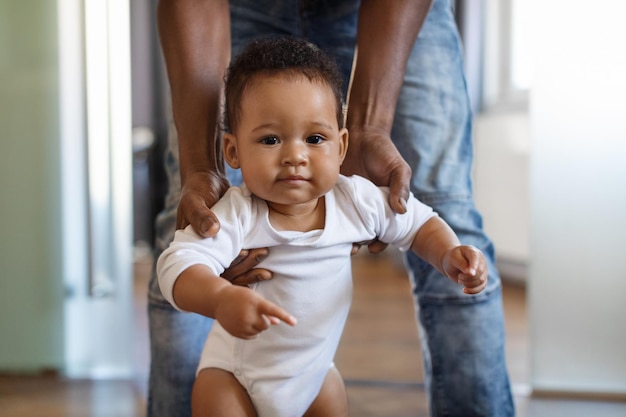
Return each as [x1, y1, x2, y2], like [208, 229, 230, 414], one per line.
[410, 217, 488, 294]
[172, 265, 297, 339]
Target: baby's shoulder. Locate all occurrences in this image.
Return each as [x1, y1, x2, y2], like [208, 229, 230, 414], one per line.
[335, 174, 381, 191]
[211, 185, 255, 217]
[334, 175, 388, 204]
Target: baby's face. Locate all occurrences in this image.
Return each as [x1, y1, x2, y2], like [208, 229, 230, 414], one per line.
[224, 74, 348, 212]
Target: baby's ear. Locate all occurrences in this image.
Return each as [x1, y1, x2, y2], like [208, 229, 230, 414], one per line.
[338, 128, 349, 164]
[223, 133, 240, 169]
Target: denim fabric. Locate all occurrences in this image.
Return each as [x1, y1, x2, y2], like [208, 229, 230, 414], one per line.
[396, 3, 514, 414]
[148, 0, 514, 415]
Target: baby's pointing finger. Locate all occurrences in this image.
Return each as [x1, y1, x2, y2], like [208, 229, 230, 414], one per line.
[259, 301, 297, 327]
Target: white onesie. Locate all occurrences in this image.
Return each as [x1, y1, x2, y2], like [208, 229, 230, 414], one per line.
[157, 175, 435, 417]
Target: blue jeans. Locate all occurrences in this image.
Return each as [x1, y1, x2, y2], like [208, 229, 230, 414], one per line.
[148, 0, 514, 415]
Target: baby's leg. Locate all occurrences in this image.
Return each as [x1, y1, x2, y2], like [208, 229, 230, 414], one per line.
[192, 368, 257, 417]
[303, 366, 349, 417]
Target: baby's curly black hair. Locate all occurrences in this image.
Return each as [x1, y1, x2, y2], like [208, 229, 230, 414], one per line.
[223, 36, 345, 133]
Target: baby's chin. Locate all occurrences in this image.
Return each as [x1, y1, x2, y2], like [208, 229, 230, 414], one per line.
[250, 182, 332, 203]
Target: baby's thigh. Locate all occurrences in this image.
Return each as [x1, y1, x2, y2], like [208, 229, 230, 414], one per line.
[192, 368, 257, 417]
[303, 366, 349, 417]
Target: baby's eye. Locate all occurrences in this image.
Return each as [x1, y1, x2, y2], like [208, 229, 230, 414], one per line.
[261, 136, 279, 145]
[306, 135, 324, 144]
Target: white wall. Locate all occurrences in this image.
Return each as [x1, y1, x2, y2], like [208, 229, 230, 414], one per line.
[529, 0, 626, 395]
[474, 110, 530, 283]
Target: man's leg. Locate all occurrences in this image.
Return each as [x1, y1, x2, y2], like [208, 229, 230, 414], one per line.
[392, 0, 515, 415]
[148, 297, 212, 416]
[147, 196, 213, 417]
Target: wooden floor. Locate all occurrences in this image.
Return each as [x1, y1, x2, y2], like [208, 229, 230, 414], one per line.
[1, 249, 625, 417]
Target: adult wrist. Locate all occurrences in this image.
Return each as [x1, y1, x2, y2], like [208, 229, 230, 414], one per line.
[346, 88, 396, 134]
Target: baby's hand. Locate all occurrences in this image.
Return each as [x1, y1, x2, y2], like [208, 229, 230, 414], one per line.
[442, 245, 488, 294]
[214, 285, 297, 339]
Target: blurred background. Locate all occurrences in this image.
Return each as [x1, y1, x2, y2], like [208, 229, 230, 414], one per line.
[1, 0, 625, 416]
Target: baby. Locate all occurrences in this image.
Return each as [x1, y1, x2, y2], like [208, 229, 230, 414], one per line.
[157, 36, 487, 417]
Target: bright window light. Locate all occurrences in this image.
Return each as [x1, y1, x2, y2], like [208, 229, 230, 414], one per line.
[511, 0, 533, 90]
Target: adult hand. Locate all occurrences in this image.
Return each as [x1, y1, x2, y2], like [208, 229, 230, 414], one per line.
[350, 240, 389, 255]
[177, 172, 274, 285]
[341, 126, 411, 254]
[176, 170, 230, 238]
[341, 126, 412, 215]
[221, 248, 273, 286]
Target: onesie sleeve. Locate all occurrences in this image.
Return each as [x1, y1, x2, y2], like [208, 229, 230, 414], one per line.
[156, 188, 250, 311]
[348, 175, 437, 252]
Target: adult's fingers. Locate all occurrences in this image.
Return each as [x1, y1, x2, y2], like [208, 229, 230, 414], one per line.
[176, 194, 221, 238]
[228, 268, 273, 286]
[175, 196, 220, 237]
[351, 239, 388, 255]
[176, 171, 230, 237]
[387, 163, 411, 214]
[221, 248, 272, 284]
[367, 239, 388, 254]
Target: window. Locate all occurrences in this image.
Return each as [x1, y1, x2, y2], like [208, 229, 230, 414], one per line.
[481, 0, 531, 111]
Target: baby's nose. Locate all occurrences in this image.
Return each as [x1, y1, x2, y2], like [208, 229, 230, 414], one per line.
[281, 141, 308, 166]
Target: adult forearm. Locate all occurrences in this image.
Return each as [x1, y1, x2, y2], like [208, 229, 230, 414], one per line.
[347, 0, 432, 132]
[157, 0, 231, 184]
